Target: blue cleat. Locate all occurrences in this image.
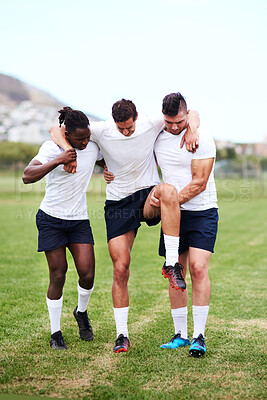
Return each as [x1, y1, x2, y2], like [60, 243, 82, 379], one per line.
[189, 334, 206, 357]
[160, 333, 190, 349]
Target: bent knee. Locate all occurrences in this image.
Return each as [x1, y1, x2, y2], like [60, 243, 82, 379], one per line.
[156, 183, 178, 204]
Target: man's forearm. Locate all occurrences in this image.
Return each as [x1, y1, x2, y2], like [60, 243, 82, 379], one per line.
[23, 160, 60, 184]
[188, 110, 200, 129]
[178, 178, 205, 205]
[49, 125, 73, 150]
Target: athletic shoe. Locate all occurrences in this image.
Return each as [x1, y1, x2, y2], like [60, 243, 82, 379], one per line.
[160, 333, 190, 349]
[73, 306, 93, 341]
[50, 330, 67, 350]
[189, 334, 206, 357]
[113, 334, 130, 353]
[162, 262, 186, 291]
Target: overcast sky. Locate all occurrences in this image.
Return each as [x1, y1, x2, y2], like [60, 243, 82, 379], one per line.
[0, 0, 266, 143]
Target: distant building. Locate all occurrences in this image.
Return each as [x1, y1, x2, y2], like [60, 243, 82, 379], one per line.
[235, 143, 267, 157]
[0, 101, 100, 145]
[214, 140, 235, 150]
[215, 138, 267, 158]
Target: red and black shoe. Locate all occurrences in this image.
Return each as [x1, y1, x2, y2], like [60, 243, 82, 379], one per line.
[162, 262, 186, 291]
[113, 334, 130, 353]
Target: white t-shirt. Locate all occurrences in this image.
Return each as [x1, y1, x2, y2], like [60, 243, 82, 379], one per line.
[90, 114, 164, 200]
[34, 140, 102, 220]
[154, 128, 218, 211]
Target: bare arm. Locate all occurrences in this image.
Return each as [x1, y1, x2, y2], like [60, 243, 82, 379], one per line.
[22, 149, 77, 184]
[188, 110, 200, 129]
[49, 124, 77, 173]
[181, 110, 200, 153]
[178, 158, 214, 205]
[49, 124, 72, 150]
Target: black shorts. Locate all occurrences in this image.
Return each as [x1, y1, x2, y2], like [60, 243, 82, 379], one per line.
[104, 186, 161, 242]
[36, 209, 94, 252]
[159, 208, 218, 256]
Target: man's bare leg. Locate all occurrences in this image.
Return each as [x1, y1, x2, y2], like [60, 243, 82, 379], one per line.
[108, 230, 135, 308]
[108, 230, 135, 352]
[143, 183, 179, 236]
[188, 247, 211, 339]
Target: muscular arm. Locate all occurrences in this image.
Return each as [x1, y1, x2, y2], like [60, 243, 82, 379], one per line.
[22, 149, 76, 184]
[178, 158, 214, 205]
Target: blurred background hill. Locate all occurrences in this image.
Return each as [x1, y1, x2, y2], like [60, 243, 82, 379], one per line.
[0, 73, 267, 178]
[0, 73, 100, 169]
[0, 73, 61, 108]
[0, 73, 100, 145]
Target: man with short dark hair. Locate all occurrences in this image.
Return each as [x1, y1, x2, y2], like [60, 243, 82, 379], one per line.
[153, 92, 218, 357]
[50, 98, 199, 352]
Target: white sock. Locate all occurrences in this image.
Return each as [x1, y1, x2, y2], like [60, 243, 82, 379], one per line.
[113, 307, 129, 338]
[171, 307, 188, 338]
[164, 234, 179, 266]
[46, 296, 63, 335]
[77, 283, 94, 312]
[192, 305, 209, 338]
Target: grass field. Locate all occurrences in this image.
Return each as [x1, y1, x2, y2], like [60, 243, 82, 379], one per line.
[0, 171, 266, 400]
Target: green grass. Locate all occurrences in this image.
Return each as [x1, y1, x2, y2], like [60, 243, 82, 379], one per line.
[0, 173, 266, 399]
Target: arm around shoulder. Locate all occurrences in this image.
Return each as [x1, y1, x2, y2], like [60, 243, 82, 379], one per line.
[49, 124, 73, 150]
[188, 110, 200, 129]
[181, 110, 200, 152]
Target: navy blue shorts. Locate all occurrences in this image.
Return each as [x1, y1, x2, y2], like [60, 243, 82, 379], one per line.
[105, 186, 161, 242]
[159, 208, 218, 256]
[36, 209, 94, 252]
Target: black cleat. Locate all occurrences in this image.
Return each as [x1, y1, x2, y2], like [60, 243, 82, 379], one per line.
[113, 334, 130, 353]
[50, 330, 67, 350]
[73, 306, 93, 341]
[162, 262, 186, 291]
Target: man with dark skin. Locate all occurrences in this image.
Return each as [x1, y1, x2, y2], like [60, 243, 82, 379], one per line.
[23, 107, 103, 350]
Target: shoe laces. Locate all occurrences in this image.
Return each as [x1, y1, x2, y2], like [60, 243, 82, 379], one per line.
[193, 334, 205, 347]
[170, 333, 181, 342]
[54, 331, 65, 346]
[58, 335, 65, 347]
[115, 334, 126, 346]
[79, 311, 90, 329]
[173, 263, 184, 279]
